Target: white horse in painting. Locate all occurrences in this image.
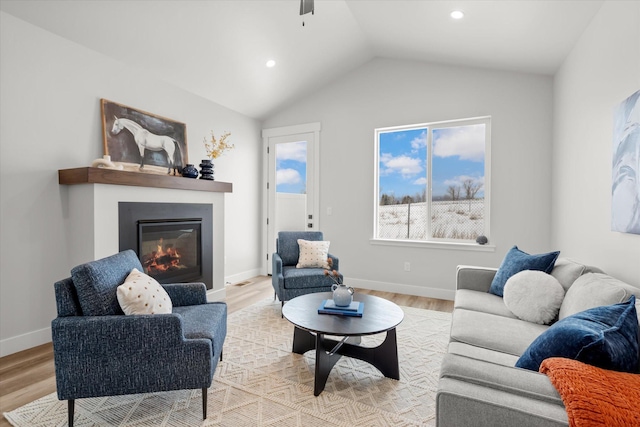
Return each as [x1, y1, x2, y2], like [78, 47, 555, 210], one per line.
[111, 117, 183, 175]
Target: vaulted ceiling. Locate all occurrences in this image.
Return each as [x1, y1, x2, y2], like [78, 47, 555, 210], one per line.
[0, 0, 603, 119]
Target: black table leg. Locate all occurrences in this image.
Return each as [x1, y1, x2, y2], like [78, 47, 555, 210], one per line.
[314, 333, 343, 396]
[340, 328, 400, 380]
[292, 326, 315, 354]
[290, 326, 400, 396]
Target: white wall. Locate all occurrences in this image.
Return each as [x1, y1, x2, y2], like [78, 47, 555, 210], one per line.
[263, 58, 555, 299]
[552, 1, 640, 286]
[0, 12, 263, 356]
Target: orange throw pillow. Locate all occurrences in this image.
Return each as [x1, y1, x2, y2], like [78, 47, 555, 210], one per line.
[540, 357, 640, 427]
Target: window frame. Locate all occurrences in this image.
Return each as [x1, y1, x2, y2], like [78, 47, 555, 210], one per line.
[372, 116, 492, 250]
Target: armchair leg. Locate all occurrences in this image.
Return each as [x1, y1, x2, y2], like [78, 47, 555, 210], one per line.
[220, 349, 223, 362]
[202, 388, 207, 420]
[68, 399, 75, 427]
[274, 291, 277, 301]
[281, 301, 284, 318]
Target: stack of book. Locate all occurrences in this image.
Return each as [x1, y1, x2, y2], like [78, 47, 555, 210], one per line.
[317, 299, 364, 317]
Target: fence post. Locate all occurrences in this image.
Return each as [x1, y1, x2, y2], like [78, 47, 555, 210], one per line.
[407, 203, 411, 238]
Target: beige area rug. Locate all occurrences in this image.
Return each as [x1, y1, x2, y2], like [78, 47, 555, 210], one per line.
[4, 299, 451, 426]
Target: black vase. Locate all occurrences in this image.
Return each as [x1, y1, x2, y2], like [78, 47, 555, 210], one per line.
[181, 164, 198, 178]
[199, 159, 214, 180]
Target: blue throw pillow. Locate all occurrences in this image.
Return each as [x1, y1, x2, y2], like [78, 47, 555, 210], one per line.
[489, 246, 560, 297]
[516, 295, 639, 373]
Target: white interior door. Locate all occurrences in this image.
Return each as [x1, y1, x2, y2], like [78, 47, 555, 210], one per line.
[263, 123, 320, 275]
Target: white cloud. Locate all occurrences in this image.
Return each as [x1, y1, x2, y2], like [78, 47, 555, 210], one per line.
[413, 177, 427, 185]
[411, 130, 427, 152]
[433, 124, 485, 161]
[276, 168, 301, 185]
[276, 141, 306, 162]
[380, 153, 423, 178]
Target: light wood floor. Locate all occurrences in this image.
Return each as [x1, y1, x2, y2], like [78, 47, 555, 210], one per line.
[0, 277, 453, 425]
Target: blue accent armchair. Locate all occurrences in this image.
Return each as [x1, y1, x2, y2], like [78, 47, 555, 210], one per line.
[272, 231, 343, 311]
[51, 250, 226, 426]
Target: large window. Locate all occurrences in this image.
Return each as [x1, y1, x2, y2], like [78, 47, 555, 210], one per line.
[374, 116, 490, 244]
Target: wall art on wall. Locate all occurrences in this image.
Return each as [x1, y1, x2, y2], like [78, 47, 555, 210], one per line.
[101, 99, 187, 175]
[611, 90, 640, 235]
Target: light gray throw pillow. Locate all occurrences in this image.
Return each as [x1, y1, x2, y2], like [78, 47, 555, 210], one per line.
[503, 270, 565, 325]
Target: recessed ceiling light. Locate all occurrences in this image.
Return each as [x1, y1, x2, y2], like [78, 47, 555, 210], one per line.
[450, 10, 464, 20]
[266, 59, 276, 68]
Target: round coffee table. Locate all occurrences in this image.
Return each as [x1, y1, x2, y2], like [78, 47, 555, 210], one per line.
[282, 292, 404, 396]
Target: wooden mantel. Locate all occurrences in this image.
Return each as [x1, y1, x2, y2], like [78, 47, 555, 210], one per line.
[58, 167, 233, 193]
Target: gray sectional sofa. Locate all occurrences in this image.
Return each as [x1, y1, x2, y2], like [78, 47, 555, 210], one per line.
[436, 258, 640, 427]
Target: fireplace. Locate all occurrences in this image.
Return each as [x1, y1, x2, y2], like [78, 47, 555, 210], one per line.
[119, 202, 213, 289]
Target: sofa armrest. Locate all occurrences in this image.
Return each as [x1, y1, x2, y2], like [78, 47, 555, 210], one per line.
[52, 313, 201, 354]
[439, 353, 561, 404]
[437, 354, 568, 427]
[272, 252, 283, 277]
[272, 253, 284, 300]
[162, 282, 207, 306]
[456, 265, 498, 292]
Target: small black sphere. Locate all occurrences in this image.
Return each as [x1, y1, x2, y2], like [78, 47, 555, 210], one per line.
[476, 235, 488, 245]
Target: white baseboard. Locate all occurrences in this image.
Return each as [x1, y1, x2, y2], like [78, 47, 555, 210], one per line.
[348, 277, 455, 301]
[225, 268, 263, 285]
[0, 326, 52, 358]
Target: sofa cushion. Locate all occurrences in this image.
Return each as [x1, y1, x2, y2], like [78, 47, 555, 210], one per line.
[558, 273, 640, 320]
[281, 266, 336, 289]
[450, 309, 548, 357]
[550, 258, 588, 291]
[489, 246, 560, 297]
[448, 342, 520, 367]
[503, 271, 565, 325]
[296, 239, 330, 268]
[516, 296, 638, 373]
[454, 290, 518, 319]
[117, 268, 172, 315]
[71, 250, 143, 316]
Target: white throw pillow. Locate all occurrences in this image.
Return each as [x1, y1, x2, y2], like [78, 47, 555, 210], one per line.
[296, 239, 330, 268]
[117, 268, 172, 315]
[503, 270, 565, 325]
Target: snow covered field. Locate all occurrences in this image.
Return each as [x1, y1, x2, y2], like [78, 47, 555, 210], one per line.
[378, 199, 484, 240]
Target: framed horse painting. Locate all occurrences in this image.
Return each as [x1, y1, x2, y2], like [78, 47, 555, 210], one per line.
[100, 99, 188, 175]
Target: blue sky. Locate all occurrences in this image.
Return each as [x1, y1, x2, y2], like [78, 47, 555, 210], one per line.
[276, 140, 307, 194]
[379, 124, 485, 200]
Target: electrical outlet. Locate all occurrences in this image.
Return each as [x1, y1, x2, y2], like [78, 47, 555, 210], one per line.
[404, 262, 411, 272]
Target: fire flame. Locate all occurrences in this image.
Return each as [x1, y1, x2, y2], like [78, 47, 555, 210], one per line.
[144, 238, 181, 273]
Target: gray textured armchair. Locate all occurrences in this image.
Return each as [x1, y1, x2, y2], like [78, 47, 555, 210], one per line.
[51, 250, 226, 426]
[272, 231, 343, 311]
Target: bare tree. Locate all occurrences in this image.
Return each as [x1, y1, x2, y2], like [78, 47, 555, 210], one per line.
[463, 179, 483, 211]
[446, 185, 461, 201]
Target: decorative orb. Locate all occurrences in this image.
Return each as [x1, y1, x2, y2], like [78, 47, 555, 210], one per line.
[476, 235, 488, 245]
